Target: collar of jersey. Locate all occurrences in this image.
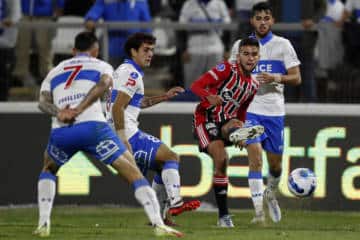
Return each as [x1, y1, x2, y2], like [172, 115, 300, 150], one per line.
[75, 53, 91, 58]
[124, 59, 144, 77]
[250, 31, 273, 46]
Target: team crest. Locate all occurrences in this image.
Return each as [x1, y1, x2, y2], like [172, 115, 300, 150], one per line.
[130, 72, 139, 79]
[216, 63, 225, 72]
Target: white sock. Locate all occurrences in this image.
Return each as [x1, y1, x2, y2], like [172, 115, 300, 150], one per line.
[37, 172, 56, 227]
[248, 171, 264, 215]
[152, 174, 168, 217]
[267, 173, 281, 191]
[133, 178, 163, 226]
[161, 161, 182, 206]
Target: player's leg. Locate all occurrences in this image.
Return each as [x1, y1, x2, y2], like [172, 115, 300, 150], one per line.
[246, 143, 265, 223]
[207, 140, 234, 227]
[89, 124, 183, 237]
[33, 151, 60, 237]
[154, 144, 201, 217]
[261, 115, 284, 223]
[110, 151, 183, 237]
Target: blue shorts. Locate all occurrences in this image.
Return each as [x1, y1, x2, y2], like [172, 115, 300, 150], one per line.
[47, 121, 126, 166]
[129, 130, 163, 176]
[246, 112, 284, 154]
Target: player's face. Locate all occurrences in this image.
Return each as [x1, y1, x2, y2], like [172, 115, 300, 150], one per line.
[132, 43, 155, 68]
[250, 10, 274, 37]
[237, 45, 259, 74]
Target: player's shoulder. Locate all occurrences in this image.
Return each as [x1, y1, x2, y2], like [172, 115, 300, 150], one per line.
[271, 34, 293, 47]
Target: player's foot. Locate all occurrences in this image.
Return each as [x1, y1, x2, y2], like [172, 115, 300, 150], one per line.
[154, 224, 184, 237]
[168, 200, 201, 216]
[264, 188, 281, 223]
[217, 214, 234, 228]
[229, 125, 264, 143]
[32, 222, 50, 237]
[251, 211, 265, 224]
[164, 218, 178, 227]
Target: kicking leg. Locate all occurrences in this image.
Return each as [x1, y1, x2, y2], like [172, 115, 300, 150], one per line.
[111, 151, 183, 237]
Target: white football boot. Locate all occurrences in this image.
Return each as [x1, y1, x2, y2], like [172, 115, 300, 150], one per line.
[217, 214, 234, 228]
[33, 221, 50, 237]
[154, 224, 184, 237]
[250, 211, 266, 224]
[229, 125, 264, 143]
[264, 188, 281, 223]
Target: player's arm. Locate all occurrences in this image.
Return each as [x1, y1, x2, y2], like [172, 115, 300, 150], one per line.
[38, 91, 76, 124]
[257, 65, 301, 86]
[141, 86, 185, 108]
[38, 91, 59, 117]
[112, 91, 133, 152]
[75, 73, 112, 114]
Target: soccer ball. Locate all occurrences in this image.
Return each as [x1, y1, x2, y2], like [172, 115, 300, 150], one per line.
[288, 168, 317, 198]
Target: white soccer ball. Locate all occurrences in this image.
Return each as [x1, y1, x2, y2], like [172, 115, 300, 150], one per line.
[288, 168, 317, 198]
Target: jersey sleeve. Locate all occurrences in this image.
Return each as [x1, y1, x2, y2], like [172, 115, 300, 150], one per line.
[40, 67, 58, 93]
[191, 61, 232, 98]
[283, 39, 301, 69]
[113, 67, 138, 98]
[101, 62, 114, 77]
[229, 39, 241, 63]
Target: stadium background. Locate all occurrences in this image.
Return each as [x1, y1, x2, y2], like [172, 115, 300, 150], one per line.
[1, 102, 359, 211]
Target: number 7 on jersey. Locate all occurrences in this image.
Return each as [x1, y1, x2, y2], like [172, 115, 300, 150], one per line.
[64, 65, 83, 89]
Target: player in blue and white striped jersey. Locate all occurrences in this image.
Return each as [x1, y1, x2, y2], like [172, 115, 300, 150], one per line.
[106, 33, 200, 225]
[33, 32, 183, 238]
[229, 2, 301, 224]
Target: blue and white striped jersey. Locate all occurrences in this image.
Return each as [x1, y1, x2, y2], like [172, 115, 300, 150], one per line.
[40, 54, 113, 128]
[106, 59, 144, 139]
[230, 32, 300, 116]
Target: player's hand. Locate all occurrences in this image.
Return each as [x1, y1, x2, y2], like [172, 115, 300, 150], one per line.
[165, 86, 185, 99]
[256, 72, 278, 84]
[57, 105, 77, 124]
[206, 95, 223, 106]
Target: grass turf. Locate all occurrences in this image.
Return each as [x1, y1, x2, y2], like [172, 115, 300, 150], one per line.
[0, 206, 359, 240]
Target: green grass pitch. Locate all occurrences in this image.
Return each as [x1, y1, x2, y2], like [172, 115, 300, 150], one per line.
[0, 206, 359, 240]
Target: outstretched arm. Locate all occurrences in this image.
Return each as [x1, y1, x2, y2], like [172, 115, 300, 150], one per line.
[140, 86, 184, 108]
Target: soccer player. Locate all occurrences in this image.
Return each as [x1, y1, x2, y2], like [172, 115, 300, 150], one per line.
[229, 2, 302, 223]
[191, 37, 265, 227]
[33, 32, 183, 238]
[106, 32, 200, 225]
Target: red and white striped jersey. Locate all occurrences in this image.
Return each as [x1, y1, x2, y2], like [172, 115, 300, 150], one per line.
[191, 61, 259, 124]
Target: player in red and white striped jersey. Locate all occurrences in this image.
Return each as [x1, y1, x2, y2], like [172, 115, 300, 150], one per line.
[191, 37, 265, 227]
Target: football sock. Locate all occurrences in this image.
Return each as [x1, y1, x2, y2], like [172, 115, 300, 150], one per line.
[37, 172, 56, 227]
[248, 171, 264, 215]
[268, 169, 282, 191]
[161, 161, 182, 206]
[133, 178, 163, 226]
[213, 175, 229, 217]
[152, 174, 168, 216]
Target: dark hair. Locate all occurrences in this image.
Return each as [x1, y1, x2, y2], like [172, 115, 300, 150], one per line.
[251, 1, 273, 17]
[74, 31, 98, 51]
[238, 37, 259, 51]
[124, 32, 156, 57]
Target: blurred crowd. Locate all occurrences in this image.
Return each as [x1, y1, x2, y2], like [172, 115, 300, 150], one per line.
[0, 0, 359, 102]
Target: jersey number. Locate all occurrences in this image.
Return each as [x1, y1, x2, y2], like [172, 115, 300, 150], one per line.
[64, 65, 83, 89]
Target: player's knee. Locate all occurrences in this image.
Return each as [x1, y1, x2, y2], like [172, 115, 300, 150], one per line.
[168, 151, 180, 162]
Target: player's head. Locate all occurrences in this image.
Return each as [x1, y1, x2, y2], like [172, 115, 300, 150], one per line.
[236, 37, 260, 75]
[124, 32, 156, 68]
[73, 31, 99, 58]
[250, 1, 274, 38]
